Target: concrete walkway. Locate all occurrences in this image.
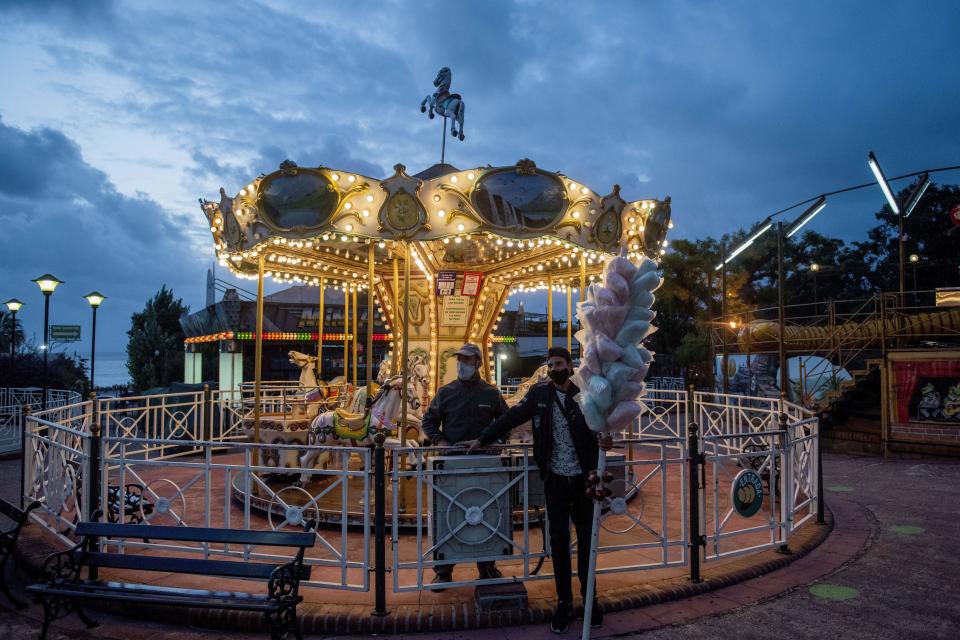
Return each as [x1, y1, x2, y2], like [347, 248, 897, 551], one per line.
[2, 453, 959, 638]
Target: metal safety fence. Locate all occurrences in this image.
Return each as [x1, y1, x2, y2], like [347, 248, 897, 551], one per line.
[0, 388, 83, 454]
[21, 386, 823, 606]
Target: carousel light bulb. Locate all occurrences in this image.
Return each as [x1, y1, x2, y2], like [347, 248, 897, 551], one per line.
[344, 202, 352, 210]
[450, 175, 458, 183]
[571, 211, 580, 219]
[437, 209, 446, 218]
[443, 238, 450, 244]
[433, 194, 441, 203]
[457, 223, 465, 232]
[668, 221, 674, 229]
[467, 172, 475, 180]
[580, 187, 589, 195]
[362, 209, 370, 217]
[569, 182, 577, 191]
[378, 241, 385, 248]
[454, 237, 462, 244]
[341, 235, 348, 241]
[348, 175, 356, 183]
[366, 194, 374, 202]
[331, 173, 340, 181]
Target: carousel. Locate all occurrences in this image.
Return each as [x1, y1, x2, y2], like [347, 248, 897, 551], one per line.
[198, 69, 673, 525]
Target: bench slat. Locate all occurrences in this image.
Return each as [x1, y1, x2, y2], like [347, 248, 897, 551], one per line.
[83, 552, 310, 580]
[75, 522, 315, 548]
[0, 497, 25, 522]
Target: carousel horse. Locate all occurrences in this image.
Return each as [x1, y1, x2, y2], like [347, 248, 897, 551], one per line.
[503, 364, 549, 407]
[297, 376, 415, 481]
[288, 350, 320, 390]
[420, 67, 466, 140]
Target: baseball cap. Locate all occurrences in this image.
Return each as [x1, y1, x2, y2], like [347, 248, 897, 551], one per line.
[454, 343, 482, 359]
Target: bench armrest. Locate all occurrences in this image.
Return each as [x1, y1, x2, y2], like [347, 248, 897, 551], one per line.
[267, 559, 304, 603]
[40, 547, 83, 585]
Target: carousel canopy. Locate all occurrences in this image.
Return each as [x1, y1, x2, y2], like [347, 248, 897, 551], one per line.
[200, 158, 673, 292]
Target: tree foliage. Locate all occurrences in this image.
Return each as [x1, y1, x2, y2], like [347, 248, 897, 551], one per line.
[651, 180, 959, 380]
[126, 286, 189, 392]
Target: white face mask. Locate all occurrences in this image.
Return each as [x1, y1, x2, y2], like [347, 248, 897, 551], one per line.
[457, 362, 476, 381]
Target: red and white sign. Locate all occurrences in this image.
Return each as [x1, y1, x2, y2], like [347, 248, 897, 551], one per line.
[461, 271, 483, 296]
[949, 203, 960, 226]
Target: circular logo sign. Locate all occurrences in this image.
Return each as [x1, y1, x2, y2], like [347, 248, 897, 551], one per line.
[731, 469, 764, 518]
[950, 203, 960, 227]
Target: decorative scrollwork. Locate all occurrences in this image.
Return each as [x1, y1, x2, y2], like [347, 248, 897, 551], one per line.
[267, 563, 299, 601]
[41, 548, 81, 585]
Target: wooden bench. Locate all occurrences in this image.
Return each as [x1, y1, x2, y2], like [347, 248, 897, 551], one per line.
[0, 497, 41, 607]
[27, 521, 316, 640]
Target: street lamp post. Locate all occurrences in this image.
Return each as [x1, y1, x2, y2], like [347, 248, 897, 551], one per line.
[4, 298, 23, 372]
[496, 352, 508, 388]
[909, 254, 920, 307]
[83, 292, 106, 392]
[809, 263, 819, 305]
[32, 274, 64, 410]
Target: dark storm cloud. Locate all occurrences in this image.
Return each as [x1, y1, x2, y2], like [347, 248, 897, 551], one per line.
[0, 116, 204, 349]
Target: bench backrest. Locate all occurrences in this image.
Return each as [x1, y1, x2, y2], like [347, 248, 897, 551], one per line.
[75, 522, 316, 548]
[73, 522, 316, 582]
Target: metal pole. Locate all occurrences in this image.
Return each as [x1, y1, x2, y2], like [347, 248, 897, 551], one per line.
[87, 420, 102, 580]
[898, 212, 905, 305]
[547, 273, 553, 347]
[393, 256, 400, 367]
[253, 254, 265, 467]
[41, 292, 50, 411]
[352, 287, 359, 388]
[9, 310, 15, 363]
[816, 413, 825, 525]
[90, 305, 98, 392]
[367, 244, 375, 397]
[20, 404, 30, 509]
[687, 383, 702, 582]
[441, 116, 447, 166]
[401, 243, 410, 424]
[566, 285, 572, 355]
[317, 278, 325, 379]
[343, 287, 350, 383]
[720, 242, 728, 394]
[580, 447, 606, 640]
[777, 222, 788, 398]
[372, 429, 388, 616]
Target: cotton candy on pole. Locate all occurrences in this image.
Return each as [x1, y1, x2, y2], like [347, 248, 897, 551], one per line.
[572, 252, 660, 434]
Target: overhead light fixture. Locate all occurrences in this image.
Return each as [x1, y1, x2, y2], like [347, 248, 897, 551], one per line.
[785, 196, 827, 238]
[903, 172, 930, 218]
[868, 151, 900, 215]
[714, 217, 774, 270]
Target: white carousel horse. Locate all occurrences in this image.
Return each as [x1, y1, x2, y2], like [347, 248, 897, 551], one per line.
[288, 350, 319, 390]
[420, 66, 466, 140]
[298, 376, 414, 482]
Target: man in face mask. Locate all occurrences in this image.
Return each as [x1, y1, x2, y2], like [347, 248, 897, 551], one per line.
[462, 347, 612, 633]
[419, 343, 508, 587]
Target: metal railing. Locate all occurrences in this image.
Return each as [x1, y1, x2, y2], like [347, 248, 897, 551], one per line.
[0, 388, 83, 454]
[22, 387, 822, 601]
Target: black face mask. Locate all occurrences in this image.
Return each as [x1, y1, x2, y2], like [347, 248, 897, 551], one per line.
[548, 368, 571, 385]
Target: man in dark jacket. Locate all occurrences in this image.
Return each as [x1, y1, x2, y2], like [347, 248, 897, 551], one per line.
[462, 346, 610, 633]
[420, 343, 508, 587]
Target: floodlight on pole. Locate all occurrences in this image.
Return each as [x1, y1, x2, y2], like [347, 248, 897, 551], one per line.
[32, 273, 63, 410]
[785, 196, 827, 238]
[903, 172, 930, 218]
[714, 217, 774, 270]
[868, 151, 900, 215]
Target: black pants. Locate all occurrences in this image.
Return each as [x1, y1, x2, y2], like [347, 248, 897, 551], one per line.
[433, 560, 497, 579]
[545, 473, 595, 604]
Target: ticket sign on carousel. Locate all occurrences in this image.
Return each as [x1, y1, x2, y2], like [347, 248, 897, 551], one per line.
[731, 469, 765, 518]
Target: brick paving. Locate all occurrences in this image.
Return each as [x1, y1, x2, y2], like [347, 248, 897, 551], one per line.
[6, 452, 952, 638]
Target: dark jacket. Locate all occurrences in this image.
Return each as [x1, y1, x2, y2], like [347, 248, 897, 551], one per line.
[478, 381, 600, 478]
[421, 375, 508, 444]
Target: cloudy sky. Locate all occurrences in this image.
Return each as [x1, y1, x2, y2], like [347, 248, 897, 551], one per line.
[1, 0, 958, 356]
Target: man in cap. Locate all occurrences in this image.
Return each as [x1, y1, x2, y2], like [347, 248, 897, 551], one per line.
[420, 343, 509, 587]
[461, 346, 611, 633]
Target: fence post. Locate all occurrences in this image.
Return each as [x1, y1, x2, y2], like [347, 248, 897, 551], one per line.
[816, 414, 825, 525]
[202, 384, 212, 441]
[87, 421, 102, 581]
[372, 428, 389, 616]
[777, 410, 791, 553]
[20, 403, 31, 509]
[687, 420, 702, 583]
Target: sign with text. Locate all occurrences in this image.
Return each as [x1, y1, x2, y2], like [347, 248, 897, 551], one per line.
[436, 271, 457, 296]
[441, 296, 470, 326]
[49, 325, 81, 342]
[461, 271, 483, 296]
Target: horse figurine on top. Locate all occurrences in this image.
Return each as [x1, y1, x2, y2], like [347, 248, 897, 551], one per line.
[420, 67, 466, 140]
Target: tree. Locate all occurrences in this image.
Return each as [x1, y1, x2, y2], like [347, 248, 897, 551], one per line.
[126, 286, 189, 392]
[0, 310, 25, 355]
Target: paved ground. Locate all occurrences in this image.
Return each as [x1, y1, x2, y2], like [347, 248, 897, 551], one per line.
[3, 452, 959, 638]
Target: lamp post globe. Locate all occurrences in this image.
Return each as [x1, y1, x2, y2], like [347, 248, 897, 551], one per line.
[4, 298, 24, 370]
[83, 292, 106, 393]
[32, 274, 63, 410]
